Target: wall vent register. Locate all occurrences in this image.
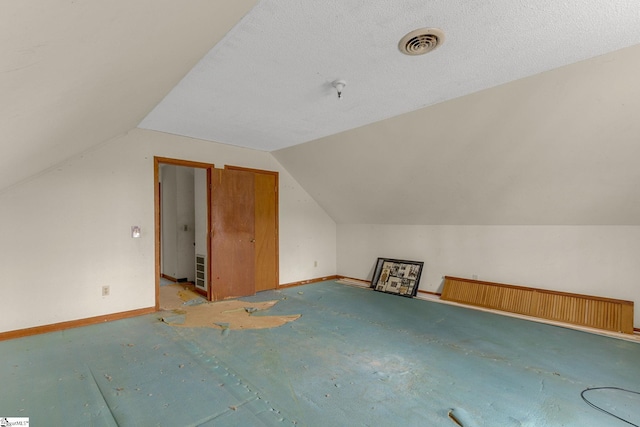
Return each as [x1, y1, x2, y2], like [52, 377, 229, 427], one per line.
[195, 254, 206, 290]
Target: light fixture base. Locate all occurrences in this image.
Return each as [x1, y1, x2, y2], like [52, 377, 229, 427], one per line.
[332, 79, 347, 99]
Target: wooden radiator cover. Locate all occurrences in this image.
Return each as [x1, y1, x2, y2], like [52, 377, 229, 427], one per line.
[441, 276, 634, 334]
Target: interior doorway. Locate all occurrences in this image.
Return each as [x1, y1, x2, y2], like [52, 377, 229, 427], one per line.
[154, 157, 279, 309]
[154, 157, 212, 309]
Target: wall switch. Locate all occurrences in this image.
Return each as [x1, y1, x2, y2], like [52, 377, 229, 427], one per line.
[314, 261, 318, 267]
[102, 285, 110, 296]
[131, 226, 141, 238]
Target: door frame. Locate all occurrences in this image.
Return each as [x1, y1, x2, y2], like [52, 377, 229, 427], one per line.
[154, 156, 214, 309]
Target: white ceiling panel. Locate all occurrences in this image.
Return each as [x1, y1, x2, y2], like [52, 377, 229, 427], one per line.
[139, 0, 640, 151]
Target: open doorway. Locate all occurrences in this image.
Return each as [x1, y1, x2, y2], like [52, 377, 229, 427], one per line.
[154, 157, 280, 310]
[160, 164, 196, 284]
[154, 157, 212, 309]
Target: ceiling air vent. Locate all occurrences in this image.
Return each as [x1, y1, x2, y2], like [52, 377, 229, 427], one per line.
[398, 28, 445, 56]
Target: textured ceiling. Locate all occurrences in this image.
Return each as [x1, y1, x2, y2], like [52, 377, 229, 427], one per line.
[273, 44, 640, 224]
[3, 1, 640, 225]
[0, 0, 258, 191]
[139, 0, 640, 151]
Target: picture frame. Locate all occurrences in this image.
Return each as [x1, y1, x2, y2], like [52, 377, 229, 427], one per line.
[371, 258, 424, 297]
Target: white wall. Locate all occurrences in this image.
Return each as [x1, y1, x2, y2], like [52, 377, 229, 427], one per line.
[337, 224, 640, 328]
[175, 166, 196, 281]
[193, 169, 208, 256]
[160, 165, 177, 278]
[0, 134, 153, 333]
[277, 175, 337, 283]
[0, 129, 336, 333]
[160, 165, 197, 281]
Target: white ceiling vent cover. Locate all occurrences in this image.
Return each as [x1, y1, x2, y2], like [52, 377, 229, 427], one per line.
[398, 28, 445, 55]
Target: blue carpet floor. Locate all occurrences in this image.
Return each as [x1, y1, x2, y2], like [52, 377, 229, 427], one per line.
[2, 281, 639, 426]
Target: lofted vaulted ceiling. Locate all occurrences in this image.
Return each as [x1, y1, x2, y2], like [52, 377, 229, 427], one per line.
[273, 43, 640, 224]
[1, 0, 258, 191]
[3, 1, 640, 224]
[140, 0, 640, 152]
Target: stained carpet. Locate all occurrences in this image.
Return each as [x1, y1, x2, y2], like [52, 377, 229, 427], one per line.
[2, 281, 639, 426]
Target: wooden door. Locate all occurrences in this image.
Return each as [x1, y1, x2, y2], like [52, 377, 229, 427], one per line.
[226, 166, 279, 292]
[210, 168, 255, 300]
[254, 172, 278, 291]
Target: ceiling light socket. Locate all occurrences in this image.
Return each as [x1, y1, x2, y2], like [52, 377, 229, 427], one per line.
[332, 79, 346, 99]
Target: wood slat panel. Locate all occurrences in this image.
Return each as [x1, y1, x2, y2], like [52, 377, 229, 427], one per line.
[441, 276, 634, 334]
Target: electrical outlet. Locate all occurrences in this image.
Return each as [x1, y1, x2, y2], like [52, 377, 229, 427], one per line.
[102, 285, 110, 296]
[472, 274, 478, 280]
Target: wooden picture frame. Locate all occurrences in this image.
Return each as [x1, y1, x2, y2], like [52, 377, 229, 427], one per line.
[371, 258, 423, 297]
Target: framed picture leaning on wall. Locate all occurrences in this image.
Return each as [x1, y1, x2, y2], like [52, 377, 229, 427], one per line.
[371, 258, 424, 297]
